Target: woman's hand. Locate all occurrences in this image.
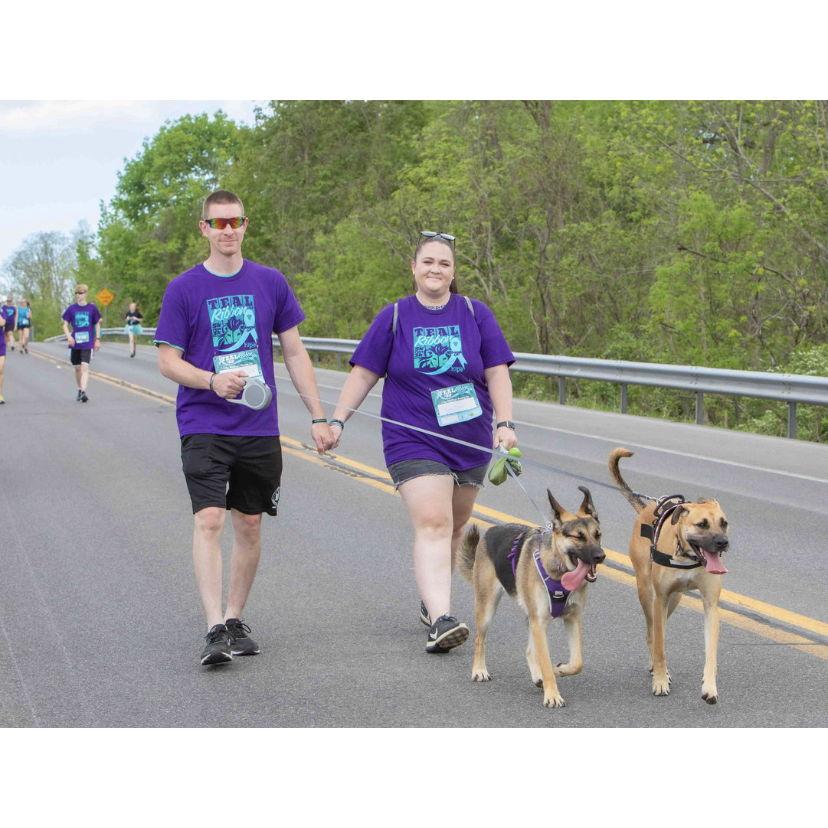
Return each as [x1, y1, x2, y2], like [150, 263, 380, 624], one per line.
[494, 425, 518, 450]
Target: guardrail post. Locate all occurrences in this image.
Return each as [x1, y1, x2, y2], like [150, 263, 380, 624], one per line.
[620, 383, 628, 414]
[557, 377, 566, 405]
[787, 402, 797, 439]
[695, 391, 704, 425]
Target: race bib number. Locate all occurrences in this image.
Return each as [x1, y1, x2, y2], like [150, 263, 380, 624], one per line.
[213, 349, 263, 379]
[75, 331, 90, 344]
[431, 383, 482, 427]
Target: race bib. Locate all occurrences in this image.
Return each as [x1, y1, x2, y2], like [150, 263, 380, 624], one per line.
[75, 331, 90, 344]
[213, 349, 263, 379]
[431, 383, 482, 427]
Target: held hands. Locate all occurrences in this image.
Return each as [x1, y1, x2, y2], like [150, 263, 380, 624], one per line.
[328, 420, 344, 450]
[210, 370, 248, 399]
[311, 421, 336, 454]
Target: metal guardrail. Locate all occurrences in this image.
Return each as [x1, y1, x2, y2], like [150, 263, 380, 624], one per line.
[45, 329, 827, 439]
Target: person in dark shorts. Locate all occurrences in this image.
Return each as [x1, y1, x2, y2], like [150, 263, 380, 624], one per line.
[1, 295, 16, 354]
[62, 285, 101, 402]
[155, 189, 335, 667]
[0, 309, 6, 403]
[329, 232, 518, 654]
[124, 302, 144, 357]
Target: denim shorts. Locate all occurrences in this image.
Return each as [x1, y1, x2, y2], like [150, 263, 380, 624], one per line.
[387, 459, 489, 489]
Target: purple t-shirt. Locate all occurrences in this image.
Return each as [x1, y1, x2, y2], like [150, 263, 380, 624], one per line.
[62, 303, 101, 349]
[154, 259, 305, 437]
[350, 294, 514, 470]
[1, 304, 17, 331]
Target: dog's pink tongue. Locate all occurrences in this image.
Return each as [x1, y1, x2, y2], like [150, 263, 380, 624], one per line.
[561, 560, 591, 591]
[702, 550, 728, 575]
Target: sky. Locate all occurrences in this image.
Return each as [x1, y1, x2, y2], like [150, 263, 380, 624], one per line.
[0, 100, 266, 272]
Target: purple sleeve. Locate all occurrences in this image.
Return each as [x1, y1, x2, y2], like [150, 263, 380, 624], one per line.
[61, 307, 71, 322]
[91, 305, 101, 325]
[272, 272, 306, 334]
[473, 300, 515, 368]
[349, 304, 394, 376]
[154, 280, 190, 350]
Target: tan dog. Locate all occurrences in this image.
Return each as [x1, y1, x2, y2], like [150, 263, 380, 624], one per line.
[609, 448, 730, 703]
[457, 487, 604, 708]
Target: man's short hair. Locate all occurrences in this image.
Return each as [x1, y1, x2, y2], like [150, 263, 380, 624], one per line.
[74, 283, 89, 294]
[202, 189, 245, 219]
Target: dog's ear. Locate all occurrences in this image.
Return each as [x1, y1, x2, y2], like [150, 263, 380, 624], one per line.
[547, 489, 565, 529]
[577, 486, 598, 519]
[670, 505, 688, 525]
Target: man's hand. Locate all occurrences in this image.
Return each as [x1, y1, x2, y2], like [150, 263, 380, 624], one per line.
[94, 337, 101, 351]
[211, 370, 248, 399]
[67, 335, 75, 347]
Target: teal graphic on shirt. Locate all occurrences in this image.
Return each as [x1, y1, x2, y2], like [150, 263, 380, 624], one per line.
[74, 311, 90, 328]
[207, 294, 262, 378]
[413, 325, 467, 375]
[208, 295, 257, 352]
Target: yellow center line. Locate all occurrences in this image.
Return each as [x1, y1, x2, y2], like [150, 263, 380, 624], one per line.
[30, 346, 828, 657]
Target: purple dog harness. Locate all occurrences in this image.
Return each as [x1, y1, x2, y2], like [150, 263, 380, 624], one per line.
[508, 531, 570, 618]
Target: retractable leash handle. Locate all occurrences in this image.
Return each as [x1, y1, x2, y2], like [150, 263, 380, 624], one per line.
[226, 377, 273, 411]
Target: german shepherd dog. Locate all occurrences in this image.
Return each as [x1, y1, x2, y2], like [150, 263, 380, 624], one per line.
[457, 487, 605, 708]
[608, 448, 730, 703]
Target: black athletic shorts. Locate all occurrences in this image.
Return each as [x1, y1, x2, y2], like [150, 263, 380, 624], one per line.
[180, 434, 283, 516]
[70, 348, 92, 365]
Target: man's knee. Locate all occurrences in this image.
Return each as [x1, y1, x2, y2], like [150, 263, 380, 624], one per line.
[194, 506, 226, 535]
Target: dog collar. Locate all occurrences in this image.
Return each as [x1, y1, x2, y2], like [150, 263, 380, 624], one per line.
[508, 531, 571, 617]
[531, 536, 571, 618]
[641, 495, 703, 569]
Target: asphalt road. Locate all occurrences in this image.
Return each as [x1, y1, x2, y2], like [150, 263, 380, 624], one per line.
[0, 340, 825, 727]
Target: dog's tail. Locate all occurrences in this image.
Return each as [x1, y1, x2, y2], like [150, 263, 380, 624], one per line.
[455, 524, 480, 582]
[608, 447, 647, 513]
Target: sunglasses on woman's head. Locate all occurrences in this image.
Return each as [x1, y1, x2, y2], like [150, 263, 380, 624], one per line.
[203, 216, 246, 230]
[420, 230, 455, 243]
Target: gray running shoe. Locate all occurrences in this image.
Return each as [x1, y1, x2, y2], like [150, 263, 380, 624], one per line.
[225, 618, 260, 656]
[426, 615, 469, 654]
[201, 624, 233, 666]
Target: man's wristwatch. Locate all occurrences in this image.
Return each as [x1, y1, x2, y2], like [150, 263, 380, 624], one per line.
[496, 420, 516, 431]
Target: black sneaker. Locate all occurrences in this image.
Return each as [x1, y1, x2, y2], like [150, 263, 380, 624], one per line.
[426, 615, 469, 654]
[200, 623, 233, 666]
[76, 390, 83, 402]
[225, 618, 260, 656]
[80, 392, 89, 403]
[419, 600, 431, 627]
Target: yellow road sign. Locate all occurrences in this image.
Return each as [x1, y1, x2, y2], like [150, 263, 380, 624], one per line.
[96, 288, 115, 307]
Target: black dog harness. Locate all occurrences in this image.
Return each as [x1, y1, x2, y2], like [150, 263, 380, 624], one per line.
[640, 494, 703, 569]
[508, 530, 571, 617]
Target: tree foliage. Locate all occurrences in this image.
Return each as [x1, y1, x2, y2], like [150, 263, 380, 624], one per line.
[44, 100, 828, 440]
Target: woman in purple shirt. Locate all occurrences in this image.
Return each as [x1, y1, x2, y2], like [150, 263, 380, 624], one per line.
[330, 232, 518, 654]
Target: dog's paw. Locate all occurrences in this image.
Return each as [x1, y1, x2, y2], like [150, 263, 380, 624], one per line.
[472, 669, 492, 682]
[652, 673, 671, 696]
[556, 661, 582, 677]
[543, 691, 566, 708]
[701, 684, 718, 704]
[534, 678, 543, 688]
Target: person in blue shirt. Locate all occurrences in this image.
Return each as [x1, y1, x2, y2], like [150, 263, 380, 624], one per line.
[16, 299, 32, 354]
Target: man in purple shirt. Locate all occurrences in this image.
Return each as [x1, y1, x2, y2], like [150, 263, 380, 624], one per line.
[156, 189, 334, 667]
[62, 285, 102, 402]
[1, 295, 17, 354]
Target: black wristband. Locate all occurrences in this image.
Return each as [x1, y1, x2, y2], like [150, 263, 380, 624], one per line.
[329, 419, 345, 430]
[209, 372, 216, 391]
[311, 418, 328, 424]
[496, 420, 516, 431]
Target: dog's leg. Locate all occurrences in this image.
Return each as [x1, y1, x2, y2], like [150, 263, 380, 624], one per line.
[701, 583, 722, 704]
[556, 607, 584, 677]
[651, 587, 671, 696]
[471, 560, 501, 682]
[526, 630, 542, 687]
[529, 615, 565, 708]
